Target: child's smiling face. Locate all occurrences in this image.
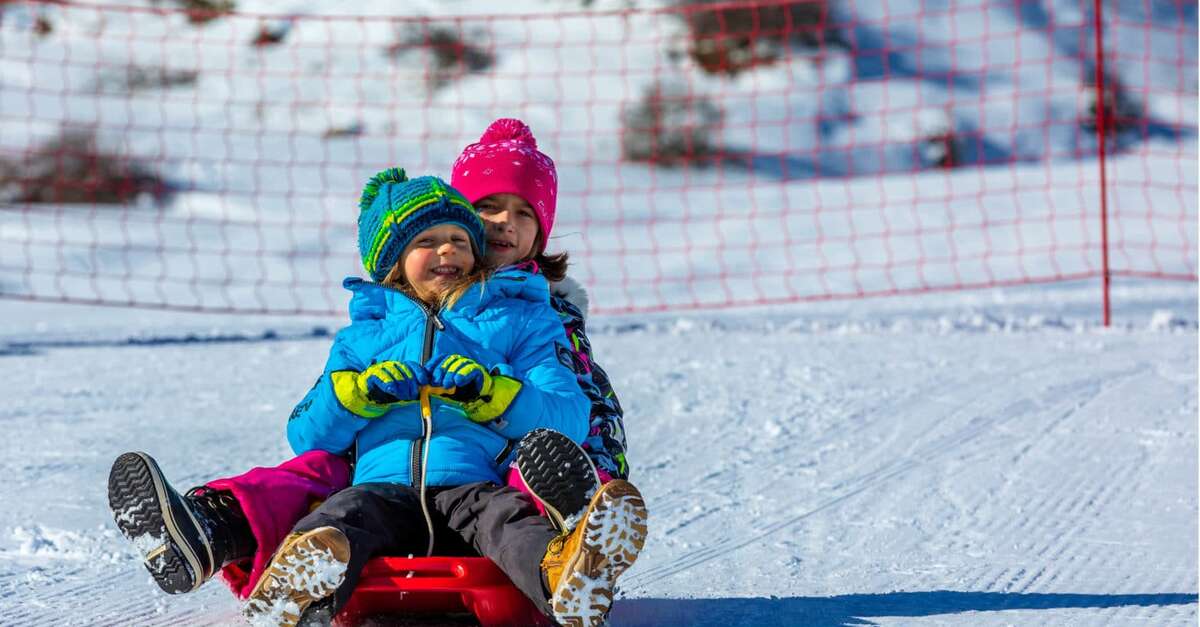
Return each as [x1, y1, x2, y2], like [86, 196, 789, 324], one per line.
[475, 193, 540, 267]
[399, 224, 475, 303]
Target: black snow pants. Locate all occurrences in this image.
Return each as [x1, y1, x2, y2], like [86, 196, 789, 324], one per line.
[292, 481, 558, 615]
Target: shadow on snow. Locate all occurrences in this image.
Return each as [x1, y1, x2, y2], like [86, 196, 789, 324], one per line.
[611, 591, 1198, 626]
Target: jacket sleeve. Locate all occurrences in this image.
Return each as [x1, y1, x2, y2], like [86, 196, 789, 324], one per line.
[551, 294, 630, 480]
[286, 327, 375, 455]
[485, 303, 590, 444]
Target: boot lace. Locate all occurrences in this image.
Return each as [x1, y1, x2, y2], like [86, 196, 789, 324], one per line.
[546, 531, 569, 557]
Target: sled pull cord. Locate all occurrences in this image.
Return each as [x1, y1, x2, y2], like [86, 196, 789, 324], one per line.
[418, 387, 435, 557]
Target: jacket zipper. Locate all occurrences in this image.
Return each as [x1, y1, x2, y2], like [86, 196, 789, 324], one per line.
[410, 296, 443, 557]
[410, 299, 443, 487]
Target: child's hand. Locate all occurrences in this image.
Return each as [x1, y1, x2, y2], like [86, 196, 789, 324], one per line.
[358, 360, 428, 404]
[426, 354, 523, 424]
[426, 354, 492, 403]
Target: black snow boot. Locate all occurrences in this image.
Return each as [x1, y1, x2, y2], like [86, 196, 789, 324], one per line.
[515, 428, 602, 533]
[107, 452, 255, 594]
[186, 485, 257, 567]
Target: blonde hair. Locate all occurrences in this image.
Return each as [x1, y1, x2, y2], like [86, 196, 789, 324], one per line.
[382, 252, 493, 309]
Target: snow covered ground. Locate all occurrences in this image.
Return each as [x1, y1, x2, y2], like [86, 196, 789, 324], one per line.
[0, 277, 1195, 625]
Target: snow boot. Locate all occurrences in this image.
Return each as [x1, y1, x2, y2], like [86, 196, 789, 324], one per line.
[516, 428, 602, 532]
[242, 526, 351, 627]
[541, 479, 648, 627]
[107, 451, 254, 594]
[295, 598, 337, 627]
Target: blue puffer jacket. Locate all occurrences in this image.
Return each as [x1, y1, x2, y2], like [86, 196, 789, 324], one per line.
[286, 268, 590, 487]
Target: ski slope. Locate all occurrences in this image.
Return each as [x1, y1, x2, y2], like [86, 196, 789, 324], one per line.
[0, 279, 1195, 625]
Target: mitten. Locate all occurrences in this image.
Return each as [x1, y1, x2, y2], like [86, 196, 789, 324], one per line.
[332, 360, 427, 418]
[426, 354, 523, 423]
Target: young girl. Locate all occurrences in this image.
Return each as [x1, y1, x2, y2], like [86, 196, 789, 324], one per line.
[450, 118, 630, 524]
[107, 121, 640, 621]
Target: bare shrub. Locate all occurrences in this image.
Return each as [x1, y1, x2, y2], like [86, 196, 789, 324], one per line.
[93, 64, 199, 94]
[0, 128, 172, 205]
[176, 0, 236, 25]
[33, 15, 53, 37]
[1081, 73, 1143, 137]
[251, 21, 289, 47]
[678, 0, 836, 76]
[323, 122, 364, 140]
[913, 109, 961, 170]
[621, 80, 724, 165]
[386, 23, 494, 90]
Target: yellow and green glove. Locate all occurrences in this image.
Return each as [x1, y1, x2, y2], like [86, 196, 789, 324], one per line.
[425, 354, 523, 423]
[332, 360, 428, 418]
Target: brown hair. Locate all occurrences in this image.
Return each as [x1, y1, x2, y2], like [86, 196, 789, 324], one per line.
[532, 232, 569, 283]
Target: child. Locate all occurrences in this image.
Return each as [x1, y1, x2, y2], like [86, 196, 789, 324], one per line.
[107, 120, 640, 619]
[451, 118, 630, 525]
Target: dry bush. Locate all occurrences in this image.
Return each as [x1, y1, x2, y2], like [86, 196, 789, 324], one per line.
[94, 64, 199, 94]
[33, 15, 53, 37]
[678, 0, 836, 76]
[621, 80, 724, 165]
[322, 122, 364, 140]
[386, 23, 494, 90]
[252, 22, 289, 47]
[1081, 73, 1143, 136]
[176, 0, 236, 25]
[0, 128, 172, 205]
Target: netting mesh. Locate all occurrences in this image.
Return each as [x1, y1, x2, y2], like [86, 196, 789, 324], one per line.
[0, 0, 1195, 316]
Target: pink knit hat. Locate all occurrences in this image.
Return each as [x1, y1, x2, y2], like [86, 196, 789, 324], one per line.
[450, 118, 558, 246]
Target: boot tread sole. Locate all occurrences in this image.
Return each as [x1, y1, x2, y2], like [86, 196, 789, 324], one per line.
[516, 428, 601, 532]
[107, 452, 207, 594]
[243, 527, 351, 627]
[552, 480, 648, 627]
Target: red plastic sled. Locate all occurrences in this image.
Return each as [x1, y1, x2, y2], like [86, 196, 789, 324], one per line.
[335, 556, 553, 626]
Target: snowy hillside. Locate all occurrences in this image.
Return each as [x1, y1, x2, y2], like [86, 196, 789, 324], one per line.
[1, 0, 1195, 313]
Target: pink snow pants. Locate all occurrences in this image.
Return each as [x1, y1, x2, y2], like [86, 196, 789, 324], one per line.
[209, 450, 612, 599]
[205, 451, 351, 599]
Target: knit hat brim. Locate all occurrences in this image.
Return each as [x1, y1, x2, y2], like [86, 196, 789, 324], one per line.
[364, 196, 481, 276]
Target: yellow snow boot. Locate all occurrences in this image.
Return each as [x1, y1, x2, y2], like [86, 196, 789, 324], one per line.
[541, 479, 648, 627]
[242, 526, 351, 627]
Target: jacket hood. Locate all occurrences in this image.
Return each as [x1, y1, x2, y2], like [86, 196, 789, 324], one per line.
[342, 277, 403, 322]
[549, 275, 589, 320]
[342, 268, 551, 322]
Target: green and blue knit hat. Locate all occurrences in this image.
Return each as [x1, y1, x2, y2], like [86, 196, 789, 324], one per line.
[357, 168, 487, 283]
